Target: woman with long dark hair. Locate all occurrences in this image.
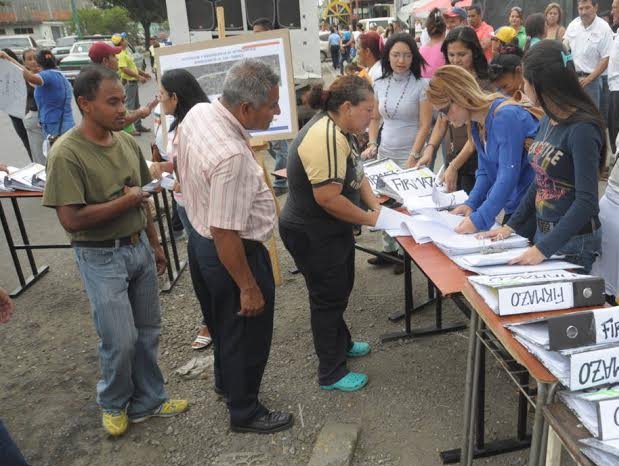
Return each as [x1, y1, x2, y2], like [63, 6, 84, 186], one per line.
[280, 76, 380, 392]
[489, 53, 525, 98]
[149, 69, 213, 350]
[481, 41, 604, 273]
[362, 32, 432, 272]
[415, 26, 489, 194]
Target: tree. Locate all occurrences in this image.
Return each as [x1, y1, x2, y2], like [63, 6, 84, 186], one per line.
[93, 0, 167, 46]
[77, 6, 138, 40]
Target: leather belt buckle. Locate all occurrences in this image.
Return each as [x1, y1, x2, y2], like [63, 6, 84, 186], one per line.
[130, 232, 140, 245]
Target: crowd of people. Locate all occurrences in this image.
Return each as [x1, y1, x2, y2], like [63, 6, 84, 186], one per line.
[2, 1, 619, 463]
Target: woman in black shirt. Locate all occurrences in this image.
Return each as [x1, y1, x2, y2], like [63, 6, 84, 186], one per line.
[280, 76, 380, 392]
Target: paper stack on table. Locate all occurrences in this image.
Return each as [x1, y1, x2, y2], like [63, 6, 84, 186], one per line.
[581, 438, 619, 465]
[0, 166, 19, 192]
[507, 307, 619, 391]
[4, 163, 46, 192]
[559, 386, 619, 440]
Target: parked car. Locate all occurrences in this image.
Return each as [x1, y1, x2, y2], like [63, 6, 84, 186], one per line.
[52, 35, 110, 64]
[37, 38, 56, 48]
[0, 35, 38, 57]
[357, 17, 395, 32]
[59, 39, 145, 82]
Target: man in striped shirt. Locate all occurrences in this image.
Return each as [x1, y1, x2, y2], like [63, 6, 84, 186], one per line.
[177, 59, 293, 434]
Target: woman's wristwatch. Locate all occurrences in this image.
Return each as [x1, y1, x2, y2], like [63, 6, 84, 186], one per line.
[410, 151, 422, 160]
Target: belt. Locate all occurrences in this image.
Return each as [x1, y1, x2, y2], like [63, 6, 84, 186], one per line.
[537, 216, 600, 235]
[72, 232, 142, 248]
[576, 71, 591, 77]
[121, 79, 137, 85]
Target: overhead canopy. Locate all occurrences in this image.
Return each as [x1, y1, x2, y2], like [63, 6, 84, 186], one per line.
[399, 0, 473, 20]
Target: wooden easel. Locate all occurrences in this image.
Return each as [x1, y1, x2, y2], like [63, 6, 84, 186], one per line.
[217, 6, 283, 286]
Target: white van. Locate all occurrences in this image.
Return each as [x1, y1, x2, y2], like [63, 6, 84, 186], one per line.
[357, 17, 395, 32]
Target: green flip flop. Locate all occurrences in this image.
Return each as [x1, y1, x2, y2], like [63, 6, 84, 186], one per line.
[321, 372, 368, 392]
[346, 341, 371, 358]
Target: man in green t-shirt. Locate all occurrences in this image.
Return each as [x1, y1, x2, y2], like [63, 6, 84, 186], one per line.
[42, 65, 188, 437]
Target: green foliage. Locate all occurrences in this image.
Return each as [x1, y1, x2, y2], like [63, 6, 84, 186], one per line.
[77, 6, 139, 41]
[91, 0, 168, 45]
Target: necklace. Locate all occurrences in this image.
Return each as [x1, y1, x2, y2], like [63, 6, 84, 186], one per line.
[541, 119, 556, 144]
[383, 72, 412, 120]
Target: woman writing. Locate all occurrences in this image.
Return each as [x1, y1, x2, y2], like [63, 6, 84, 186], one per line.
[481, 41, 604, 273]
[419, 8, 447, 78]
[148, 69, 214, 351]
[508, 6, 527, 51]
[543, 3, 566, 41]
[362, 33, 432, 271]
[280, 76, 380, 392]
[415, 26, 489, 194]
[426, 66, 539, 234]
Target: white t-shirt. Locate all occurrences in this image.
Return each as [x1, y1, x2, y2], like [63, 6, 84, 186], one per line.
[353, 30, 362, 44]
[420, 28, 430, 47]
[564, 16, 613, 74]
[608, 33, 619, 91]
[368, 60, 382, 83]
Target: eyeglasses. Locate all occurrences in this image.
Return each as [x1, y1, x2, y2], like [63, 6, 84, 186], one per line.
[389, 52, 413, 61]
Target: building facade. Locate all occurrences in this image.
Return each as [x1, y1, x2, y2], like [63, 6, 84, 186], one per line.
[0, 0, 92, 41]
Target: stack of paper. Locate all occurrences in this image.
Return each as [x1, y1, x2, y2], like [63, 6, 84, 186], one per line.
[403, 184, 468, 212]
[432, 231, 529, 256]
[363, 158, 402, 194]
[4, 163, 46, 192]
[581, 438, 619, 465]
[469, 271, 605, 315]
[0, 166, 19, 192]
[559, 386, 619, 440]
[514, 336, 619, 390]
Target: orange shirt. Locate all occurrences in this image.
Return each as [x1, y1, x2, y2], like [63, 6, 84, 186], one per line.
[473, 21, 494, 62]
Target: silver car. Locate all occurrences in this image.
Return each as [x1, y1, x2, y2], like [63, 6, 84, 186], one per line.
[59, 40, 145, 82]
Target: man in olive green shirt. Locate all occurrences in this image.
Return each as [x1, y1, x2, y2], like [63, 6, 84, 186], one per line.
[42, 65, 188, 437]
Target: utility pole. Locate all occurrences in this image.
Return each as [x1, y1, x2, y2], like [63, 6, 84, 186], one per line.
[70, 0, 82, 37]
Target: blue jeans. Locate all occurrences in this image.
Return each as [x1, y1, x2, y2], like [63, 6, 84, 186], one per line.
[584, 76, 602, 109]
[534, 227, 602, 274]
[269, 140, 289, 189]
[0, 420, 30, 466]
[73, 232, 167, 416]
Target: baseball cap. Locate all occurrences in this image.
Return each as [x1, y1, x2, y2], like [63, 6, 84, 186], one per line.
[88, 41, 122, 63]
[111, 32, 127, 46]
[492, 26, 518, 44]
[443, 7, 467, 20]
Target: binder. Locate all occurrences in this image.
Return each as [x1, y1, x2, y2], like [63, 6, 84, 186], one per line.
[375, 167, 436, 203]
[514, 335, 619, 391]
[581, 438, 619, 465]
[560, 387, 619, 440]
[548, 306, 619, 350]
[469, 272, 605, 316]
[362, 158, 402, 194]
[509, 306, 619, 352]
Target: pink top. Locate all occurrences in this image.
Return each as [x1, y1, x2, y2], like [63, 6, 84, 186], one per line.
[420, 42, 446, 78]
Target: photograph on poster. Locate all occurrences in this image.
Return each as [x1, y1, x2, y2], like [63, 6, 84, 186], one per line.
[157, 29, 297, 142]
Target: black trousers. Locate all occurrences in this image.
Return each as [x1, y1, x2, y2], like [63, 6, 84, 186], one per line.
[10, 116, 32, 162]
[188, 232, 275, 424]
[609, 91, 619, 154]
[279, 224, 354, 386]
[330, 45, 340, 70]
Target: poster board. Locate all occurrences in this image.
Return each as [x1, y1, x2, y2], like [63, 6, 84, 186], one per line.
[156, 29, 298, 143]
[0, 60, 27, 118]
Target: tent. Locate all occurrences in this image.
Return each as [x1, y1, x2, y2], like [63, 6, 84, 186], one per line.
[399, 0, 473, 20]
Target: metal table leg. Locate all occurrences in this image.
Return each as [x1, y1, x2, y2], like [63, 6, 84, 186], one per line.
[461, 311, 481, 466]
[1, 198, 49, 297]
[528, 382, 550, 466]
